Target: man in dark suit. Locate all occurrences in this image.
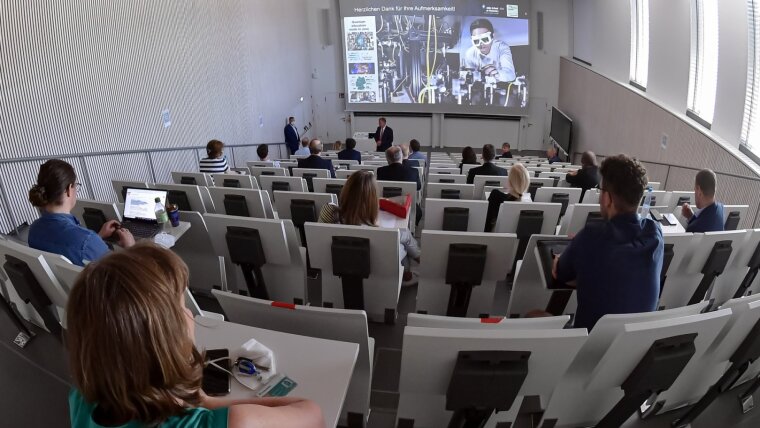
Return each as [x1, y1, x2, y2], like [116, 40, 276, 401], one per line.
[566, 151, 600, 200]
[338, 138, 362, 164]
[378, 146, 422, 225]
[374, 117, 394, 152]
[466, 144, 507, 184]
[377, 146, 421, 190]
[297, 139, 336, 178]
[284, 116, 300, 155]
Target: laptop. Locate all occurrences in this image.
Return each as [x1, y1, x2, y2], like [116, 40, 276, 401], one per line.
[121, 188, 169, 239]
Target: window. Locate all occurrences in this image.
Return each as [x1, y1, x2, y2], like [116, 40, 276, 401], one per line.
[686, 0, 719, 127]
[630, 0, 650, 89]
[742, 0, 760, 155]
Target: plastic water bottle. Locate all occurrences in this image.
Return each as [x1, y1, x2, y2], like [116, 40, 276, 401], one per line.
[640, 186, 653, 219]
[154, 197, 169, 225]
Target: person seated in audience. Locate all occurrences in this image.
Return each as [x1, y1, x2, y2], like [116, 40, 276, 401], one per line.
[338, 138, 362, 163]
[466, 144, 507, 184]
[500, 142, 513, 159]
[333, 140, 342, 151]
[256, 144, 280, 167]
[565, 151, 600, 200]
[294, 137, 311, 156]
[546, 145, 562, 164]
[408, 139, 427, 164]
[551, 154, 663, 330]
[400, 144, 420, 168]
[66, 243, 324, 428]
[484, 163, 531, 232]
[318, 171, 420, 275]
[682, 169, 725, 233]
[459, 146, 478, 174]
[297, 139, 336, 178]
[378, 146, 422, 225]
[199, 139, 229, 173]
[28, 160, 134, 267]
[377, 146, 421, 191]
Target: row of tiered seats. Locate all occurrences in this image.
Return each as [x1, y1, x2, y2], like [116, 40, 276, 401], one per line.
[3, 151, 760, 427]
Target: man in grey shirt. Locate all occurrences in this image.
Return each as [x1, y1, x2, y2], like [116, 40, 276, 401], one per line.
[463, 18, 516, 83]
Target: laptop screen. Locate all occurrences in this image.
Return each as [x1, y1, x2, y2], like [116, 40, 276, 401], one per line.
[123, 188, 168, 222]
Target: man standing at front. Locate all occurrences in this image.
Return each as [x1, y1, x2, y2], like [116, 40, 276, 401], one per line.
[375, 117, 393, 152]
[284, 117, 300, 155]
[553, 154, 663, 330]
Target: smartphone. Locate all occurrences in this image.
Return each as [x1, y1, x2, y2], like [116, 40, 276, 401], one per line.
[203, 349, 231, 396]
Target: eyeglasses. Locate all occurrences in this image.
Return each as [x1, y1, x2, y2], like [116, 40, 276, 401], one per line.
[71, 182, 82, 192]
[471, 32, 493, 47]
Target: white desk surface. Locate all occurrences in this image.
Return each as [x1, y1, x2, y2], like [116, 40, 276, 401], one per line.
[194, 316, 359, 428]
[134, 221, 191, 248]
[378, 209, 410, 229]
[661, 222, 686, 235]
[113, 221, 190, 249]
[161, 221, 191, 240]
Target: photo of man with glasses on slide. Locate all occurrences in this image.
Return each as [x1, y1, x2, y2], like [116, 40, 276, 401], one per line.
[462, 18, 516, 83]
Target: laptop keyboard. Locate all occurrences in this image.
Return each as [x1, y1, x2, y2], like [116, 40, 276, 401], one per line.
[121, 221, 162, 239]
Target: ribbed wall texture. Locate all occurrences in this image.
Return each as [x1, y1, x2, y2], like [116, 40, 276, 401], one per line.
[0, 158, 90, 230]
[560, 58, 760, 227]
[0, 1, 312, 231]
[84, 154, 154, 202]
[2, 1, 250, 158]
[151, 150, 200, 185]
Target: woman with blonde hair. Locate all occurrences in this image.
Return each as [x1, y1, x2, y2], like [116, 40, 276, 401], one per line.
[319, 170, 420, 264]
[484, 163, 532, 232]
[67, 243, 324, 428]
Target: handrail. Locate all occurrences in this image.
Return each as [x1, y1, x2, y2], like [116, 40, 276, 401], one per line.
[0, 142, 288, 164]
[0, 142, 290, 233]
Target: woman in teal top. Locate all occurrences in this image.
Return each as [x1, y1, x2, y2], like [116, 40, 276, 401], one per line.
[66, 243, 324, 428]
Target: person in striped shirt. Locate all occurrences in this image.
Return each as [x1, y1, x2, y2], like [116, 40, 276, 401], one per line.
[199, 139, 229, 173]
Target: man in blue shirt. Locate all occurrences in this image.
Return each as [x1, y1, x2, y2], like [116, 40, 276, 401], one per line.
[682, 169, 725, 233]
[408, 139, 427, 164]
[294, 138, 311, 156]
[553, 154, 664, 330]
[547, 145, 562, 164]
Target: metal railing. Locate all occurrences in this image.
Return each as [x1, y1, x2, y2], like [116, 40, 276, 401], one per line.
[0, 142, 289, 234]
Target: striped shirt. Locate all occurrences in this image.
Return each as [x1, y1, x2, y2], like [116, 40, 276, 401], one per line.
[199, 156, 229, 173]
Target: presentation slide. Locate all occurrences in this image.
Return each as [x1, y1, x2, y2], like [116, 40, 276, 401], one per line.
[339, 0, 531, 116]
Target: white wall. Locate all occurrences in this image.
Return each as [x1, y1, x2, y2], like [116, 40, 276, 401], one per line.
[647, 0, 691, 111]
[0, 0, 314, 159]
[572, 0, 753, 150]
[527, 0, 574, 150]
[0, 0, 315, 230]
[306, 0, 348, 142]
[573, 0, 594, 63]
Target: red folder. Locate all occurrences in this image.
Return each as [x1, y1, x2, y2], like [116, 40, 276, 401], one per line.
[379, 194, 412, 218]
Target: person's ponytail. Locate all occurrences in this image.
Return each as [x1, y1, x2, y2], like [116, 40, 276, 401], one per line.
[28, 184, 49, 207]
